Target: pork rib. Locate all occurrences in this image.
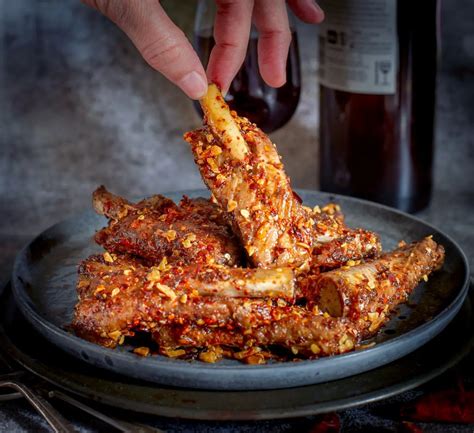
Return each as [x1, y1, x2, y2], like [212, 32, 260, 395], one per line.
[184, 84, 314, 268]
[185, 85, 382, 269]
[73, 252, 358, 357]
[151, 237, 444, 358]
[309, 204, 382, 269]
[93, 186, 242, 267]
[72, 253, 296, 347]
[73, 237, 444, 357]
[153, 312, 358, 359]
[307, 236, 445, 335]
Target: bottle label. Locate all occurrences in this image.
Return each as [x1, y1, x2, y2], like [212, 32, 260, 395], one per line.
[318, 0, 397, 94]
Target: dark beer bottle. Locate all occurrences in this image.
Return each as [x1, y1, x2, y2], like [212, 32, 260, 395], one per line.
[318, 0, 440, 212]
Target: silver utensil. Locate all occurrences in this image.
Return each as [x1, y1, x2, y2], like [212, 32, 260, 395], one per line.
[0, 334, 164, 432]
[0, 372, 75, 432]
[49, 390, 165, 433]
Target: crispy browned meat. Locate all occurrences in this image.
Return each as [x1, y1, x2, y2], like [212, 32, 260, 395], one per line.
[307, 237, 445, 336]
[73, 254, 357, 357]
[184, 98, 314, 268]
[184, 87, 382, 269]
[302, 202, 382, 269]
[92, 185, 175, 219]
[72, 85, 446, 364]
[153, 312, 358, 359]
[93, 186, 242, 267]
[73, 237, 444, 358]
[150, 238, 444, 358]
[72, 253, 296, 348]
[95, 183, 380, 271]
[312, 228, 382, 269]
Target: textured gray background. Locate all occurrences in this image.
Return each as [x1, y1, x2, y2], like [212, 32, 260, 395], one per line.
[0, 0, 473, 266]
[0, 0, 473, 432]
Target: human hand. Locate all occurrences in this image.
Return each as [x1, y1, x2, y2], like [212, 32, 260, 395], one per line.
[82, 0, 324, 99]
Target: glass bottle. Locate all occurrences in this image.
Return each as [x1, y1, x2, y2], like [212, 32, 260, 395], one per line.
[318, 0, 440, 212]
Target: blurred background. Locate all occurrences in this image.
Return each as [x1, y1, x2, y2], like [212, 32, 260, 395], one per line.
[0, 0, 473, 266]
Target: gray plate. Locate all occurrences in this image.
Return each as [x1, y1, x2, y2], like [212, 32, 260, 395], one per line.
[2, 283, 472, 421]
[11, 190, 470, 390]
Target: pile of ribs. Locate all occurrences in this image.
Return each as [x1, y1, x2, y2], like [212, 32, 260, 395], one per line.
[72, 84, 445, 364]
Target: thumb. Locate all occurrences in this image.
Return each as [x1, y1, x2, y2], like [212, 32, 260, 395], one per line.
[83, 0, 208, 99]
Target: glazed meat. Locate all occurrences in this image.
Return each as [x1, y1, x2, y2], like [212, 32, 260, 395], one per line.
[73, 252, 357, 357]
[73, 237, 444, 359]
[72, 253, 296, 348]
[306, 236, 445, 336]
[93, 186, 242, 267]
[184, 84, 314, 268]
[95, 182, 380, 271]
[152, 237, 444, 359]
[185, 85, 382, 269]
[309, 204, 382, 269]
[153, 311, 358, 361]
[72, 84, 447, 364]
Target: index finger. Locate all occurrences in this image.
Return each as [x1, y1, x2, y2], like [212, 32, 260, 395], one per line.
[83, 0, 208, 99]
[206, 0, 254, 94]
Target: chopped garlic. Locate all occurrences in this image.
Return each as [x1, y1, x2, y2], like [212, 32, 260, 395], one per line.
[134, 347, 150, 357]
[227, 200, 237, 212]
[146, 267, 161, 282]
[103, 252, 114, 263]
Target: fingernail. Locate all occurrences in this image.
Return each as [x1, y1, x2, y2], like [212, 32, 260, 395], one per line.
[312, 1, 325, 20]
[178, 71, 208, 99]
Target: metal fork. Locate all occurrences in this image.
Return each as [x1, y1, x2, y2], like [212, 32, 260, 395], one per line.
[0, 272, 164, 433]
[0, 351, 21, 401]
[0, 345, 164, 432]
[48, 390, 165, 433]
[0, 351, 75, 432]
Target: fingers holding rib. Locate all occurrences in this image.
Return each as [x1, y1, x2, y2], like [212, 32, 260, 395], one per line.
[206, 0, 254, 94]
[83, 0, 207, 99]
[253, 0, 292, 88]
[81, 0, 325, 97]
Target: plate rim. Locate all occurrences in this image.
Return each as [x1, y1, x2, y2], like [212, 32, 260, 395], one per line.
[11, 190, 471, 387]
[2, 281, 472, 420]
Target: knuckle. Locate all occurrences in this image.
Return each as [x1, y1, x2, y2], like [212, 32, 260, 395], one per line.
[216, 0, 240, 8]
[216, 0, 249, 16]
[262, 28, 291, 41]
[91, 0, 131, 24]
[140, 37, 184, 71]
[216, 41, 240, 51]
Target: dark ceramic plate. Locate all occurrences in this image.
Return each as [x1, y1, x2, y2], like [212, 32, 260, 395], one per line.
[11, 190, 470, 390]
[1, 282, 472, 420]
